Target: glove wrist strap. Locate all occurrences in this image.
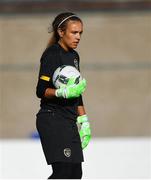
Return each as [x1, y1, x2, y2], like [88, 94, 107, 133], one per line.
[55, 89, 59, 97]
[55, 89, 64, 98]
[77, 114, 88, 124]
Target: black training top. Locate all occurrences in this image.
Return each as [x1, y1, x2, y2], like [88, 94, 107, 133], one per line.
[36, 43, 83, 120]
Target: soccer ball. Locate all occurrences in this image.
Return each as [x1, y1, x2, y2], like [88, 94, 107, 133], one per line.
[52, 65, 82, 89]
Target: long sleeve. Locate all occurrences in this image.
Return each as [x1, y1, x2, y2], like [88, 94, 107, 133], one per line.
[36, 48, 59, 98]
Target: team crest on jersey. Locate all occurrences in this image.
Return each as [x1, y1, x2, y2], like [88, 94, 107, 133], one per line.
[64, 148, 71, 157]
[74, 58, 78, 69]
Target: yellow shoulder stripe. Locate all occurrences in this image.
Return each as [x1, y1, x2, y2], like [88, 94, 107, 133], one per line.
[40, 75, 50, 81]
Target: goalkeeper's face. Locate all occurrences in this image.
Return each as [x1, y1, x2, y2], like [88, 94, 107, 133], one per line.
[58, 20, 83, 51]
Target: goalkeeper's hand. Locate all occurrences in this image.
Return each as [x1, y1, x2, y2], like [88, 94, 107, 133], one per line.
[77, 114, 91, 149]
[55, 78, 86, 99]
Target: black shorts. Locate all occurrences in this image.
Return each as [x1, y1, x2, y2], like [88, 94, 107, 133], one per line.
[36, 108, 84, 165]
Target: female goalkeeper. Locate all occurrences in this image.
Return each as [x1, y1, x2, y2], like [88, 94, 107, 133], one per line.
[36, 12, 91, 179]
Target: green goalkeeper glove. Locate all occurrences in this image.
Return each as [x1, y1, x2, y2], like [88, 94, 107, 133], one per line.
[55, 78, 86, 99]
[77, 114, 91, 149]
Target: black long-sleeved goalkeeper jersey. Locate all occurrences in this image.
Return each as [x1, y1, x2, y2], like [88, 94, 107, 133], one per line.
[36, 43, 83, 120]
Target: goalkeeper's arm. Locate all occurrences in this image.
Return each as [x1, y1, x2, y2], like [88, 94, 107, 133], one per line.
[36, 78, 56, 99]
[77, 106, 86, 116]
[36, 77, 86, 99]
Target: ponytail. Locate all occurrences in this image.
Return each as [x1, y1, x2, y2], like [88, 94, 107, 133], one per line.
[47, 32, 59, 48]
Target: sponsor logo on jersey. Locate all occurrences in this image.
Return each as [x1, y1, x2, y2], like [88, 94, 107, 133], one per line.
[64, 148, 71, 157]
[74, 59, 79, 69]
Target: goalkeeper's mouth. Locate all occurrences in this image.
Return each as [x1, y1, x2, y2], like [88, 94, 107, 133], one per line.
[73, 41, 79, 44]
[72, 42, 79, 48]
